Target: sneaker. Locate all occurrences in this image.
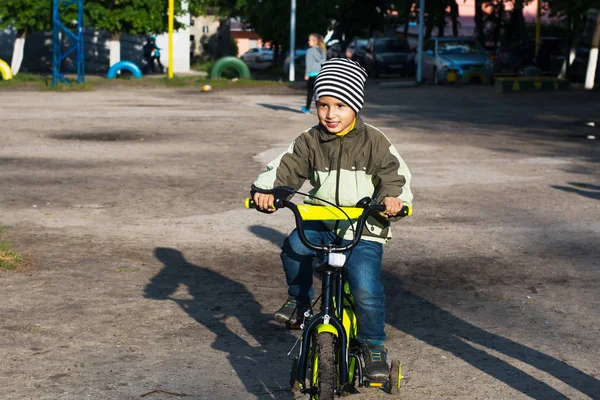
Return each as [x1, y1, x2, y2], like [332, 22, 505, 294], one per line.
[273, 298, 306, 325]
[301, 106, 310, 114]
[361, 341, 390, 382]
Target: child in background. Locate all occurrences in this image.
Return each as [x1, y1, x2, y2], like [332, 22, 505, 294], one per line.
[302, 33, 326, 114]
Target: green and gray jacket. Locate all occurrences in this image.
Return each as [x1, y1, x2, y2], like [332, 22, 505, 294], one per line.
[254, 117, 413, 243]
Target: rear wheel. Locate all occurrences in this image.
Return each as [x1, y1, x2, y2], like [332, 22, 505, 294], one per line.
[310, 333, 337, 400]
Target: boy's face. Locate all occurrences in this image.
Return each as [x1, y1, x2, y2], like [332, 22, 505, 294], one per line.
[316, 96, 356, 134]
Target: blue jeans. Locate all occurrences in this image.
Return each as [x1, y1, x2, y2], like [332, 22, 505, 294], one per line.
[280, 221, 386, 342]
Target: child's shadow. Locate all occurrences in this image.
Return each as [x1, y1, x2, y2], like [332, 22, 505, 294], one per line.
[552, 182, 600, 201]
[144, 247, 295, 399]
[384, 272, 600, 399]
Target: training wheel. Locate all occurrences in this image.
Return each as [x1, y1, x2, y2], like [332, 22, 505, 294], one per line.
[389, 360, 402, 395]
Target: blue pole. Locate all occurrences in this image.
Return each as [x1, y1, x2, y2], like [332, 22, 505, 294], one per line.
[77, 0, 85, 83]
[52, 0, 59, 86]
[52, 0, 84, 86]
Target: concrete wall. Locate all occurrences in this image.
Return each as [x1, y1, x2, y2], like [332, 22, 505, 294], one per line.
[155, 12, 190, 73]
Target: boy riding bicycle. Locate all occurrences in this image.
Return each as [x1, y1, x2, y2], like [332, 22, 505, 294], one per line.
[251, 58, 413, 382]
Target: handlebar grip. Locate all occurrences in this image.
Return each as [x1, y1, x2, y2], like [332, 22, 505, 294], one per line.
[245, 198, 256, 209]
[245, 198, 277, 212]
[397, 204, 412, 217]
[370, 204, 412, 217]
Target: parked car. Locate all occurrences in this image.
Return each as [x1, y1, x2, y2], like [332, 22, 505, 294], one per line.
[345, 37, 368, 67]
[364, 37, 415, 78]
[494, 37, 588, 81]
[240, 47, 274, 69]
[421, 37, 494, 85]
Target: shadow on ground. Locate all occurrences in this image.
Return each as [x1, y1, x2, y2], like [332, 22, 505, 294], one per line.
[257, 103, 306, 114]
[551, 181, 600, 201]
[144, 247, 295, 399]
[383, 271, 600, 399]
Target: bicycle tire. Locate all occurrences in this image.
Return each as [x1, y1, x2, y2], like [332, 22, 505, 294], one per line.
[311, 332, 337, 400]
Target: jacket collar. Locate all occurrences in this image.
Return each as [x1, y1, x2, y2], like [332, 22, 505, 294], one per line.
[315, 116, 365, 142]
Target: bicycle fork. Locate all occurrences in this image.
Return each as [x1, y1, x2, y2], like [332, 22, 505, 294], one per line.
[295, 268, 350, 392]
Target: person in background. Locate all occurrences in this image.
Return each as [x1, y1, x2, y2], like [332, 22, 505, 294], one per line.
[302, 33, 327, 114]
[142, 36, 156, 74]
[150, 36, 164, 74]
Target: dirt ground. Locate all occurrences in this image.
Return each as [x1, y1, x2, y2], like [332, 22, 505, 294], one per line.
[0, 82, 599, 400]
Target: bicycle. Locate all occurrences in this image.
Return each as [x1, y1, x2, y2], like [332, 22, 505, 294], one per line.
[246, 186, 412, 399]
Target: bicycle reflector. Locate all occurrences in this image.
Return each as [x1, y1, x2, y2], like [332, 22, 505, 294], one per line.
[328, 253, 347, 267]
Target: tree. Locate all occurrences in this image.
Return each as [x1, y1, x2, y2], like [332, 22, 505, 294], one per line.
[329, 0, 388, 40]
[0, 0, 52, 74]
[85, 0, 189, 65]
[504, 0, 530, 45]
[242, 0, 334, 56]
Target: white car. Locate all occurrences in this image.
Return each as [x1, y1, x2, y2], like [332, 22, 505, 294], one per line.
[240, 48, 274, 69]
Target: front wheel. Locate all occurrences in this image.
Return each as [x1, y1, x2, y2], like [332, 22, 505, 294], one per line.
[311, 333, 337, 400]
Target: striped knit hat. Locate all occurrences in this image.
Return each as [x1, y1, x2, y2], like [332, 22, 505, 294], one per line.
[313, 58, 368, 114]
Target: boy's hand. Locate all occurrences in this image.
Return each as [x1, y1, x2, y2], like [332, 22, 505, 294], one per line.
[381, 197, 403, 218]
[253, 192, 276, 212]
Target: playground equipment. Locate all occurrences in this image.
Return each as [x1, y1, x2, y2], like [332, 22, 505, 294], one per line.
[106, 61, 143, 79]
[210, 57, 251, 79]
[0, 59, 13, 80]
[52, 0, 84, 85]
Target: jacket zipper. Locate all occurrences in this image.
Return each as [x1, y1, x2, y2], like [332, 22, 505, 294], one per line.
[335, 136, 344, 206]
[333, 136, 344, 235]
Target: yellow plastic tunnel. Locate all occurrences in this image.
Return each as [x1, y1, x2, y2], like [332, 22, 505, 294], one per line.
[0, 59, 14, 80]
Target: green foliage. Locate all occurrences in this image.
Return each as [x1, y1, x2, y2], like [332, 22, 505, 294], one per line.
[85, 0, 188, 35]
[0, 0, 52, 33]
[191, 58, 215, 72]
[332, 0, 391, 39]
[0, 0, 192, 37]
[0, 228, 22, 271]
[188, 0, 244, 18]
[546, 0, 600, 41]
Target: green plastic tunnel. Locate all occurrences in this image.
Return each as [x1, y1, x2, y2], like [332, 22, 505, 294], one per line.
[211, 57, 251, 80]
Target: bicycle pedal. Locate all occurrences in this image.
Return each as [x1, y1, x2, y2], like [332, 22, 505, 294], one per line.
[364, 380, 386, 388]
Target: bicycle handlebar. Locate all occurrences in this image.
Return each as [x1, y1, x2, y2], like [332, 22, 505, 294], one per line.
[245, 186, 411, 253]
